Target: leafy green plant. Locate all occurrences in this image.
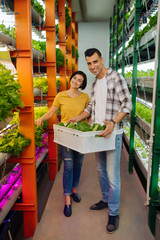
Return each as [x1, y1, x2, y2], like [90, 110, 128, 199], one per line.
[125, 69, 154, 78]
[0, 23, 15, 39]
[56, 48, 65, 67]
[136, 102, 152, 124]
[113, 15, 117, 25]
[65, 6, 71, 28]
[8, 107, 48, 149]
[75, 49, 79, 61]
[33, 76, 48, 93]
[56, 78, 61, 89]
[58, 122, 106, 132]
[118, 22, 123, 34]
[32, 40, 46, 53]
[0, 129, 31, 157]
[56, 24, 59, 36]
[72, 45, 75, 57]
[0, 63, 24, 122]
[31, 0, 44, 18]
[136, 13, 158, 42]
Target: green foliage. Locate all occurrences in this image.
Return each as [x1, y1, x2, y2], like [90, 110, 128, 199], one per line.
[0, 129, 31, 156]
[136, 102, 152, 124]
[58, 122, 106, 132]
[56, 24, 59, 35]
[56, 48, 65, 67]
[136, 13, 158, 42]
[72, 45, 75, 57]
[0, 23, 15, 39]
[126, 37, 134, 49]
[34, 106, 48, 129]
[56, 78, 61, 88]
[34, 125, 45, 148]
[125, 12, 130, 21]
[0, 63, 24, 122]
[113, 15, 117, 25]
[119, 0, 124, 9]
[118, 22, 123, 34]
[65, 7, 71, 28]
[34, 106, 48, 147]
[75, 49, 79, 61]
[32, 40, 46, 52]
[33, 76, 48, 93]
[125, 69, 154, 78]
[31, 0, 44, 18]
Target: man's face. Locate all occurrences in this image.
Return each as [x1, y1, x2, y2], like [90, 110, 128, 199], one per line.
[85, 52, 104, 77]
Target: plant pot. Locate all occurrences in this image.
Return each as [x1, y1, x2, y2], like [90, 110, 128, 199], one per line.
[34, 87, 43, 96]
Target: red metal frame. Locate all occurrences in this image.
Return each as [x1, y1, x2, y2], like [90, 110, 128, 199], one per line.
[14, 0, 37, 237]
[72, 12, 76, 71]
[58, 0, 66, 92]
[66, 0, 72, 87]
[45, 0, 57, 181]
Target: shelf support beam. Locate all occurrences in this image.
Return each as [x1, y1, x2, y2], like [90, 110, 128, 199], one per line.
[45, 0, 57, 181]
[129, 0, 141, 174]
[14, 0, 37, 237]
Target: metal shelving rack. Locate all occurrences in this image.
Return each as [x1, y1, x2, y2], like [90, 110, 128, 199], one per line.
[0, 0, 77, 237]
[110, 0, 160, 236]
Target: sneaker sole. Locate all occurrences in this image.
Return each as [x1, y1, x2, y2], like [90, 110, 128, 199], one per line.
[106, 227, 118, 234]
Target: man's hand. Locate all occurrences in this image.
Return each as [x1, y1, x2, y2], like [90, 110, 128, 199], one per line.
[67, 117, 79, 123]
[99, 121, 115, 138]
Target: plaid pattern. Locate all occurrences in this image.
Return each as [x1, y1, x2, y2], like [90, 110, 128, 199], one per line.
[85, 68, 132, 129]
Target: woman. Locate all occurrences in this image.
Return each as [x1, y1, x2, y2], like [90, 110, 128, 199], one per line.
[35, 71, 90, 217]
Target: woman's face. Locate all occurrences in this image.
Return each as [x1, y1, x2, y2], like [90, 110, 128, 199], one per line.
[70, 74, 84, 89]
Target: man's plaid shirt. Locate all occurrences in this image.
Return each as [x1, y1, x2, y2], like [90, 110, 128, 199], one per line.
[84, 68, 132, 129]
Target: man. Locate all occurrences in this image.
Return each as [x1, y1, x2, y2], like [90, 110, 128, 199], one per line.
[70, 48, 132, 233]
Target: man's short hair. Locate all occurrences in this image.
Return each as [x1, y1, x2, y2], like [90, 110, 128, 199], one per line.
[84, 48, 102, 58]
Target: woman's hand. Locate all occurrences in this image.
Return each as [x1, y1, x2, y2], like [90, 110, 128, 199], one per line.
[99, 121, 114, 138]
[35, 118, 43, 127]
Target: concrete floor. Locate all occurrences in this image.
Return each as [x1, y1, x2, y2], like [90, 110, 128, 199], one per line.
[32, 151, 155, 240]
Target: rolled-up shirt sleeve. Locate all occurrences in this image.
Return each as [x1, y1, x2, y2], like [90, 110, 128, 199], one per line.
[116, 75, 132, 114]
[84, 101, 92, 115]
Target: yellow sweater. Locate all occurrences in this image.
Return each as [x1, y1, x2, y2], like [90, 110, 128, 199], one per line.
[53, 91, 90, 123]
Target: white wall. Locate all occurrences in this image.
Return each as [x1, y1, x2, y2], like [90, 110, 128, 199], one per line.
[78, 22, 110, 96]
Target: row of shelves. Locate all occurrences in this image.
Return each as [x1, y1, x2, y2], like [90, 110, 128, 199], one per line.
[0, 0, 78, 238]
[110, 0, 160, 236]
[110, 0, 158, 68]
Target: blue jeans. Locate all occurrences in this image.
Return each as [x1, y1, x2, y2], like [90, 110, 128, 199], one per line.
[61, 146, 84, 196]
[95, 134, 122, 216]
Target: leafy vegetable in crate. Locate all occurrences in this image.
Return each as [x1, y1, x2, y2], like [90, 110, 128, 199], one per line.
[0, 63, 24, 122]
[57, 121, 106, 132]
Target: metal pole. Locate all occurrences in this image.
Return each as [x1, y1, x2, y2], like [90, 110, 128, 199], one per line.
[129, 0, 141, 173]
[148, 0, 160, 234]
[116, 0, 119, 71]
[121, 0, 127, 77]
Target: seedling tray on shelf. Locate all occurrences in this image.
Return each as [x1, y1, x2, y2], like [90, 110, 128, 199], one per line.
[53, 124, 115, 154]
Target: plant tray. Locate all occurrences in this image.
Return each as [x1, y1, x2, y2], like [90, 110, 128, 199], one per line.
[53, 124, 116, 154]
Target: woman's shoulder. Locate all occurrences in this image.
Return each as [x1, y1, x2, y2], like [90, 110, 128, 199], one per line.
[56, 91, 67, 97]
[80, 92, 89, 97]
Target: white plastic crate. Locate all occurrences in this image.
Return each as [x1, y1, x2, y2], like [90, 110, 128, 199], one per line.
[53, 124, 116, 154]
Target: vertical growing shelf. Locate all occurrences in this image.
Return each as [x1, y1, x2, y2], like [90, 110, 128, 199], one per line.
[110, 0, 160, 236]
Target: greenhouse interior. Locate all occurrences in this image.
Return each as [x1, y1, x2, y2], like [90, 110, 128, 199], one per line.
[0, 0, 160, 239]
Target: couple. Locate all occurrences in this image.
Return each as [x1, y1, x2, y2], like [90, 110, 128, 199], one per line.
[35, 48, 132, 234]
